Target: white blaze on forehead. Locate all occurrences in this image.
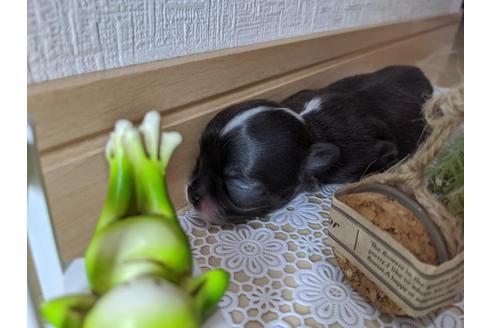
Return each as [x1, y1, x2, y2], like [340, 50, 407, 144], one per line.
[300, 97, 323, 116]
[221, 106, 304, 136]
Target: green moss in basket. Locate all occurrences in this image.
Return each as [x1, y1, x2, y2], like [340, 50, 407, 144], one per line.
[426, 134, 464, 221]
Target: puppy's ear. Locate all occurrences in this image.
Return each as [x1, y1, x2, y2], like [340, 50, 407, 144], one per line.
[303, 143, 340, 177]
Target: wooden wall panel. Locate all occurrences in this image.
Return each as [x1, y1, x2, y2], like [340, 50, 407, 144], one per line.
[29, 15, 461, 261]
[28, 14, 459, 152]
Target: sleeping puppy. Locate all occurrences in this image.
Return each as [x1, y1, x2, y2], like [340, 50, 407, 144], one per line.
[187, 65, 433, 223]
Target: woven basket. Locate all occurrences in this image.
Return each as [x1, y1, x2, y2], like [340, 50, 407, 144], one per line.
[332, 87, 464, 316]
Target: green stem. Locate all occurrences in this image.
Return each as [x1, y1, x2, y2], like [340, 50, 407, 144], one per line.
[124, 128, 176, 220]
[95, 122, 135, 232]
[186, 269, 229, 321]
[41, 294, 97, 328]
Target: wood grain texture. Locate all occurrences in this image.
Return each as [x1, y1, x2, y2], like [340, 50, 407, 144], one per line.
[31, 15, 461, 261]
[28, 14, 460, 152]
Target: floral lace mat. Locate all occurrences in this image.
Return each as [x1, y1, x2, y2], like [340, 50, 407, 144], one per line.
[177, 184, 464, 328]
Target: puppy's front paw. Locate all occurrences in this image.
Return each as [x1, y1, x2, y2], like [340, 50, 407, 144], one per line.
[374, 140, 399, 170]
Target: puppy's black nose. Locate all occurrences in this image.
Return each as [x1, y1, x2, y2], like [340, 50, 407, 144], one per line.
[187, 186, 201, 206]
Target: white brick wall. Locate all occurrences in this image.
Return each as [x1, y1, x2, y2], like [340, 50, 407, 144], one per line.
[27, 0, 461, 83]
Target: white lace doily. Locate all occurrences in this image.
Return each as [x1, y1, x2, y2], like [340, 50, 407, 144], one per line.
[177, 184, 464, 328]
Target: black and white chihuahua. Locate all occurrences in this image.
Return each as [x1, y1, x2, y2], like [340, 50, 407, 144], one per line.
[187, 66, 433, 223]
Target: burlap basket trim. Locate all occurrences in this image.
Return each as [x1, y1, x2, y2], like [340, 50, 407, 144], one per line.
[350, 87, 464, 257]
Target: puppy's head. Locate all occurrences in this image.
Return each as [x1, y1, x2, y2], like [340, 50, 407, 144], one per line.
[187, 100, 340, 223]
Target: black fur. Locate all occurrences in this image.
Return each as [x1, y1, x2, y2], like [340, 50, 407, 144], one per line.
[188, 66, 433, 222]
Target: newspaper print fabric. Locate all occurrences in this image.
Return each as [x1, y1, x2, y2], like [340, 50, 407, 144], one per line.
[178, 184, 464, 328]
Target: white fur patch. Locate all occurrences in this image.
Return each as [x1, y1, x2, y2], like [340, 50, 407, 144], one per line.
[433, 85, 451, 97]
[300, 97, 323, 116]
[221, 106, 304, 136]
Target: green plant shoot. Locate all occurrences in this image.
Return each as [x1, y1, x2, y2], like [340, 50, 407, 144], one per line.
[41, 111, 229, 328]
[426, 133, 464, 222]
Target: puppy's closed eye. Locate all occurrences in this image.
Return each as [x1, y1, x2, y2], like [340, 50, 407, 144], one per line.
[225, 177, 266, 208]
